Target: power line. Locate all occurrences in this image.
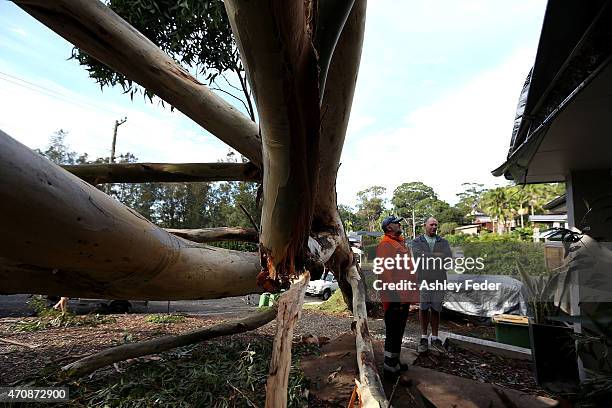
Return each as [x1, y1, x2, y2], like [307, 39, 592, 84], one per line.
[0, 70, 120, 115]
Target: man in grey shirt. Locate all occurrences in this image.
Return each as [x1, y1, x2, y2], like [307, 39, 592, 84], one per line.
[412, 217, 452, 354]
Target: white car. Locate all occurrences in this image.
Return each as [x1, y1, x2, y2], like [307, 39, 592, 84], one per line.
[306, 273, 339, 300]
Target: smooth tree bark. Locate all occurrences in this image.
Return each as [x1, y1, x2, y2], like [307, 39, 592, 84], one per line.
[64, 162, 261, 184]
[0, 131, 261, 300]
[224, 0, 321, 291]
[314, 0, 367, 310]
[62, 306, 278, 378]
[166, 227, 259, 243]
[14, 0, 262, 167]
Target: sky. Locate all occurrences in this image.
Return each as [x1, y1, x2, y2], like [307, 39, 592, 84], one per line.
[0, 1, 548, 207]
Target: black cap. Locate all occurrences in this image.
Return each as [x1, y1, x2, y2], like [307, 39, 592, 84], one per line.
[381, 215, 404, 231]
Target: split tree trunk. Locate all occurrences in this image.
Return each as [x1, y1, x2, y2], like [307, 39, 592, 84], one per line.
[63, 162, 261, 184]
[265, 272, 310, 408]
[225, 0, 321, 290]
[15, 0, 262, 167]
[315, 0, 367, 310]
[348, 266, 389, 407]
[62, 306, 278, 378]
[0, 131, 260, 300]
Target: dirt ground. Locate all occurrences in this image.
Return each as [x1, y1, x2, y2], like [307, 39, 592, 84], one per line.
[0, 310, 355, 385]
[1, 309, 544, 407]
[302, 333, 554, 408]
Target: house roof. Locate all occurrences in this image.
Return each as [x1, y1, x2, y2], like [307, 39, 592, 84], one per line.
[493, 1, 612, 183]
[454, 224, 480, 231]
[528, 214, 567, 223]
[543, 194, 566, 212]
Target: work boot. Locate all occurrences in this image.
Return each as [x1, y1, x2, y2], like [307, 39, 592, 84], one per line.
[417, 337, 429, 353]
[383, 362, 408, 380]
[430, 338, 446, 355]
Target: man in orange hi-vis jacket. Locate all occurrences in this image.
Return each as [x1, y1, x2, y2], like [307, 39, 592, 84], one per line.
[375, 215, 418, 378]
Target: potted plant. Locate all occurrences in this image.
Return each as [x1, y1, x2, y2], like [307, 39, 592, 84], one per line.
[517, 262, 580, 390]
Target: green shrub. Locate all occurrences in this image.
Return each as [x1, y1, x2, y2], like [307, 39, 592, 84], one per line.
[145, 314, 186, 324]
[445, 232, 546, 276]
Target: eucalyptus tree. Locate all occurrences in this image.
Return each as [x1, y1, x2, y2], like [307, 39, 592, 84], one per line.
[0, 0, 388, 405]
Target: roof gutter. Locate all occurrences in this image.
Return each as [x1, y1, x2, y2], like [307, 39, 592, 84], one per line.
[492, 53, 612, 183]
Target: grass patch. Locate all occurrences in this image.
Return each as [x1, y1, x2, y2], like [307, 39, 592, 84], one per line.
[25, 338, 316, 407]
[303, 290, 348, 314]
[145, 314, 186, 324]
[8, 296, 115, 332]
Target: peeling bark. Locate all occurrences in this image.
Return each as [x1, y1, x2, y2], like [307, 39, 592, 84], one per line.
[225, 0, 321, 291]
[348, 266, 389, 407]
[265, 272, 310, 408]
[15, 0, 262, 166]
[166, 227, 258, 243]
[64, 162, 261, 184]
[62, 306, 278, 378]
[0, 130, 260, 300]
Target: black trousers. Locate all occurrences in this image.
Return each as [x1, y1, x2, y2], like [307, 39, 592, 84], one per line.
[384, 303, 409, 356]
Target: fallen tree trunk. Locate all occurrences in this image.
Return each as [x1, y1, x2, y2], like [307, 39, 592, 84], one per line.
[265, 272, 310, 408]
[348, 265, 389, 407]
[166, 227, 259, 243]
[62, 306, 278, 378]
[63, 162, 261, 184]
[15, 0, 262, 167]
[0, 130, 260, 300]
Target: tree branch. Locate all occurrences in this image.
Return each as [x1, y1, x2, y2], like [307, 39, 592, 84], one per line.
[166, 227, 258, 243]
[315, 0, 356, 97]
[314, 0, 366, 224]
[14, 0, 262, 167]
[62, 306, 278, 378]
[63, 162, 261, 184]
[264, 272, 310, 408]
[348, 265, 389, 407]
[0, 130, 260, 300]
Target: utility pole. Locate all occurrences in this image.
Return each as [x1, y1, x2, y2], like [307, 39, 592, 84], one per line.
[110, 117, 127, 163]
[412, 208, 416, 239]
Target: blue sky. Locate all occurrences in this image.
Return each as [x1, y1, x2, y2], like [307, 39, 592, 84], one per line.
[0, 1, 547, 207]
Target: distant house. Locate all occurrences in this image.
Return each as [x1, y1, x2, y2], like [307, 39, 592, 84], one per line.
[454, 211, 509, 235]
[453, 224, 481, 235]
[530, 195, 569, 240]
[471, 212, 494, 232]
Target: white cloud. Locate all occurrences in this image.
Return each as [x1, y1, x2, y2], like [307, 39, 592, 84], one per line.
[0, 73, 230, 163]
[9, 27, 27, 37]
[337, 47, 533, 207]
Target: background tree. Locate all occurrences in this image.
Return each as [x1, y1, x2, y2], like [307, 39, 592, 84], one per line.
[37, 129, 80, 165]
[356, 186, 387, 231]
[392, 181, 461, 234]
[455, 182, 486, 216]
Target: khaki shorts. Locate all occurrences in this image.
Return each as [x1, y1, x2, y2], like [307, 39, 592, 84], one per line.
[419, 289, 444, 312]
